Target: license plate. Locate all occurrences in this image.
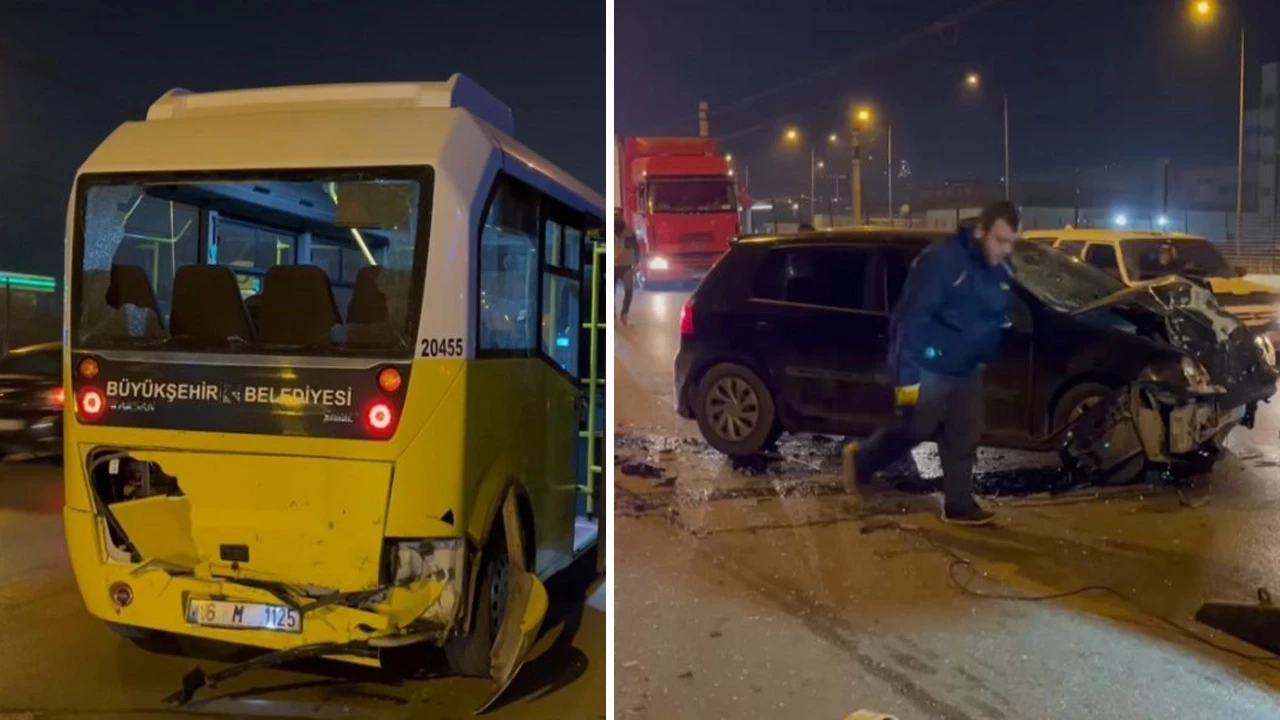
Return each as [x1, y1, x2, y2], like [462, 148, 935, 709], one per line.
[186, 599, 301, 633]
[0, 419, 23, 431]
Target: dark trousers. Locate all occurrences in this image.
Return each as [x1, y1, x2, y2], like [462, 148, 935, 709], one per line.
[616, 266, 635, 317]
[858, 370, 984, 515]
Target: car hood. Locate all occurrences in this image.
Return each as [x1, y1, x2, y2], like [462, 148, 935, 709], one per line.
[1072, 277, 1277, 390]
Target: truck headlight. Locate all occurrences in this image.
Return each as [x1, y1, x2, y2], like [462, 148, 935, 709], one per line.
[383, 538, 465, 586]
[1255, 332, 1277, 367]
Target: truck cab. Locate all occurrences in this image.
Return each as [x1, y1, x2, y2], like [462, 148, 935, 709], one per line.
[617, 137, 738, 285]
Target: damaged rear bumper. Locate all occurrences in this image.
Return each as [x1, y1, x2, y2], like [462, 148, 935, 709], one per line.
[64, 505, 462, 666]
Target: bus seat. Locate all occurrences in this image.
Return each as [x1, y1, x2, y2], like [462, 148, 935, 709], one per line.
[170, 265, 256, 342]
[244, 293, 263, 330]
[347, 266, 388, 325]
[106, 264, 160, 315]
[258, 265, 342, 346]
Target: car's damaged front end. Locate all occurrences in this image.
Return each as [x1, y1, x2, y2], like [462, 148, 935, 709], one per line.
[1063, 278, 1278, 477]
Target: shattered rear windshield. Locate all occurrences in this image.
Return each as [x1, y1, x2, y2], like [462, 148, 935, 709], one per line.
[1011, 241, 1125, 313]
[73, 169, 430, 357]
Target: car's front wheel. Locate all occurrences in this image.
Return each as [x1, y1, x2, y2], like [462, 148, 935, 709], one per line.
[694, 362, 777, 457]
[1053, 381, 1144, 486]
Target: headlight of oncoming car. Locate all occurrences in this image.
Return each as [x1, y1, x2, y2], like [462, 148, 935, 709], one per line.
[1255, 332, 1277, 368]
[383, 538, 465, 586]
[1179, 355, 1221, 394]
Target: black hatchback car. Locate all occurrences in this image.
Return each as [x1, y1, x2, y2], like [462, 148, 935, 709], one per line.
[0, 342, 64, 458]
[674, 229, 1279, 482]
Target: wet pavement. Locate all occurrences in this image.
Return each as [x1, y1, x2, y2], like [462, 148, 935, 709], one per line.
[0, 460, 604, 720]
[615, 286, 1280, 719]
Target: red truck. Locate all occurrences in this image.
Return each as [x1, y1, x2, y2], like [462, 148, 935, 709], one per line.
[616, 136, 739, 285]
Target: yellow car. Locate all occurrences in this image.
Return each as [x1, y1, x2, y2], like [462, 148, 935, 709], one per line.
[1024, 229, 1280, 337]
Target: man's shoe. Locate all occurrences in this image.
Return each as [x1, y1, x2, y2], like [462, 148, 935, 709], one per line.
[840, 442, 862, 497]
[942, 506, 996, 526]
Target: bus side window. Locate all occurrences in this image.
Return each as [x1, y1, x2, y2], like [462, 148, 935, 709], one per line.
[541, 210, 582, 376]
[478, 178, 539, 352]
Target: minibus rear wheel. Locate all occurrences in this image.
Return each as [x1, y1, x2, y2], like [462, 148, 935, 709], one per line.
[445, 521, 510, 677]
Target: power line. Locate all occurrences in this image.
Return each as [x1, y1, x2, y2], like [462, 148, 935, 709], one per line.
[712, 0, 1009, 120]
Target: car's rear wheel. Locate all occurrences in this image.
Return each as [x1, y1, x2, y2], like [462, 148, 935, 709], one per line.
[1053, 382, 1144, 486]
[694, 363, 777, 457]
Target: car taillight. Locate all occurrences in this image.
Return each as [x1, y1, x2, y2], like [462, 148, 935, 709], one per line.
[49, 387, 65, 408]
[679, 298, 695, 335]
[365, 401, 396, 435]
[78, 388, 105, 421]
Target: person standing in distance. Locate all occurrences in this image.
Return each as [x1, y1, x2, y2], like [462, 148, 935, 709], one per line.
[841, 201, 1021, 525]
[614, 211, 640, 325]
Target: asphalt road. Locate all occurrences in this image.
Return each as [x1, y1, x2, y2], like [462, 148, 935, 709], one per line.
[615, 285, 1280, 720]
[0, 460, 605, 720]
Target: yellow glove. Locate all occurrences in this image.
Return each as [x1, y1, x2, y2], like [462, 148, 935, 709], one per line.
[894, 384, 921, 408]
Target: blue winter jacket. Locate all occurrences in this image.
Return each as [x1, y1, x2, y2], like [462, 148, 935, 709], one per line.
[888, 227, 1012, 387]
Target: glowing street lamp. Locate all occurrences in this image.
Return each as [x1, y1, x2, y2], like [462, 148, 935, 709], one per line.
[783, 128, 824, 218]
[828, 132, 839, 144]
[1187, 0, 1243, 251]
[964, 71, 1010, 201]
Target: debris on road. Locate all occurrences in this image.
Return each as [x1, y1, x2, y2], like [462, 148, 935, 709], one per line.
[620, 461, 665, 480]
[677, 670, 694, 680]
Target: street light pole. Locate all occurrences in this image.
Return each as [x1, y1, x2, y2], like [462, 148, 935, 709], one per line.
[887, 125, 894, 226]
[810, 146, 816, 220]
[1003, 94, 1010, 201]
[1235, 27, 1245, 251]
[851, 133, 863, 225]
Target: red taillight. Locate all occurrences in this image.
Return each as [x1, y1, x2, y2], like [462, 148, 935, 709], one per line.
[679, 298, 695, 335]
[365, 401, 396, 435]
[49, 387, 65, 408]
[78, 388, 105, 421]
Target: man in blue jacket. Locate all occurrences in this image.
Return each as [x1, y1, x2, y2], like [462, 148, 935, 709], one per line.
[841, 201, 1021, 525]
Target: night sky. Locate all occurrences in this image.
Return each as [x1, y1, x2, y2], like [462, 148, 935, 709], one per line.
[0, 0, 604, 276]
[617, 0, 1280, 207]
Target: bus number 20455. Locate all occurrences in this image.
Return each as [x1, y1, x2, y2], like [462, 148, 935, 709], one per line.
[421, 338, 464, 358]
